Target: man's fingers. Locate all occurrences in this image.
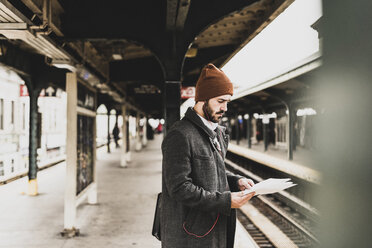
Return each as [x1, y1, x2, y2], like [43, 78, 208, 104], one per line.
[240, 191, 255, 199]
[239, 178, 255, 190]
[244, 192, 255, 197]
[231, 191, 255, 208]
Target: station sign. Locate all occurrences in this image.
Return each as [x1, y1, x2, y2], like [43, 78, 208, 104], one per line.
[181, 87, 195, 99]
[20, 85, 28, 96]
[134, 85, 161, 94]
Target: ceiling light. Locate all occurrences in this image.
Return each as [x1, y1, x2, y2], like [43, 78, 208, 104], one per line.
[112, 54, 123, 60]
[185, 47, 197, 58]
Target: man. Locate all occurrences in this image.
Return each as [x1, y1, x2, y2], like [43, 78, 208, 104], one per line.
[112, 124, 120, 148]
[161, 64, 255, 248]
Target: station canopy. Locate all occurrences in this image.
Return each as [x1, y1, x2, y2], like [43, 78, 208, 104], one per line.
[0, 0, 295, 117]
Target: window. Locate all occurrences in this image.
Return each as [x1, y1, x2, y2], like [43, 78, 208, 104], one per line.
[0, 99, 3, 130]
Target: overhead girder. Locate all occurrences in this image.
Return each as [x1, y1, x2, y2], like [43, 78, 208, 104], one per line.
[182, 45, 236, 85]
[166, 0, 191, 31]
[109, 57, 164, 83]
[60, 0, 263, 79]
[59, 0, 269, 120]
[2, 0, 296, 120]
[0, 40, 67, 90]
[0, 40, 35, 77]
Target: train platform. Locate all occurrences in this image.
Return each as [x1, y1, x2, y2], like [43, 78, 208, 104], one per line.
[229, 139, 320, 184]
[0, 134, 256, 248]
[230, 139, 315, 168]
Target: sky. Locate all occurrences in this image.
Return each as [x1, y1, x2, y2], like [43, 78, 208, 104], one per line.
[221, 0, 323, 93]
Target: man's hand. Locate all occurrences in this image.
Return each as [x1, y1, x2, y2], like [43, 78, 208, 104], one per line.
[238, 178, 255, 191]
[231, 191, 255, 208]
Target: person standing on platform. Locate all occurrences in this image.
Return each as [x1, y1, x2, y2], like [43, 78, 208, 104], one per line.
[112, 123, 120, 148]
[161, 64, 255, 248]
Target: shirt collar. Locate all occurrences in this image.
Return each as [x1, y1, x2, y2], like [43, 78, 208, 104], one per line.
[196, 111, 219, 131]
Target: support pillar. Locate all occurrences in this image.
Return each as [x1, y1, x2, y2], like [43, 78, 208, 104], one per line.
[114, 112, 119, 148]
[120, 104, 127, 167]
[107, 110, 111, 153]
[142, 117, 148, 147]
[126, 116, 131, 162]
[63, 72, 97, 236]
[28, 87, 39, 196]
[263, 115, 268, 152]
[135, 113, 142, 151]
[236, 115, 240, 145]
[64, 72, 78, 234]
[287, 104, 294, 160]
[247, 114, 252, 149]
[164, 81, 181, 135]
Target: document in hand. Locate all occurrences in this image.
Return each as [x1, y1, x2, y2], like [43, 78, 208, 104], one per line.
[243, 178, 296, 195]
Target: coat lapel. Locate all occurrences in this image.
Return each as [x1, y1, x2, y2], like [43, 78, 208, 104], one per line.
[184, 107, 228, 160]
[183, 107, 216, 139]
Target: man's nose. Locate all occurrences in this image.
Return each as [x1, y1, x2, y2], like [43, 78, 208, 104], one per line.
[221, 102, 228, 111]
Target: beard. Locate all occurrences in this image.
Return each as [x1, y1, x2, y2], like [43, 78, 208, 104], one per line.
[203, 101, 224, 123]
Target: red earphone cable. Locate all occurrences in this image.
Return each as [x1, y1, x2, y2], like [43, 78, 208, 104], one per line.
[183, 213, 220, 238]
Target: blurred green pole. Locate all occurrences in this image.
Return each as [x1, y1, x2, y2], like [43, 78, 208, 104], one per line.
[316, 0, 372, 247]
[28, 87, 39, 196]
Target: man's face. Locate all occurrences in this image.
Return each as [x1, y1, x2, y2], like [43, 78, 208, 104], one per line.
[204, 94, 231, 123]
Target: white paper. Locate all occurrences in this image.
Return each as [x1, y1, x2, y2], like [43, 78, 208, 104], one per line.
[242, 178, 296, 195]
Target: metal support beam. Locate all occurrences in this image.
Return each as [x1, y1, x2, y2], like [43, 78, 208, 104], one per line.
[120, 103, 128, 167]
[263, 121, 268, 152]
[64, 72, 78, 234]
[166, 0, 191, 31]
[114, 112, 119, 148]
[142, 117, 148, 147]
[175, 0, 191, 30]
[166, 0, 178, 30]
[126, 116, 131, 162]
[235, 115, 240, 145]
[262, 89, 295, 160]
[135, 112, 142, 152]
[164, 81, 181, 135]
[28, 87, 40, 196]
[247, 114, 252, 149]
[287, 104, 294, 160]
[107, 110, 111, 153]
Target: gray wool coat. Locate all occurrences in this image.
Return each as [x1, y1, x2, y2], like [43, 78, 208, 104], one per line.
[161, 107, 243, 248]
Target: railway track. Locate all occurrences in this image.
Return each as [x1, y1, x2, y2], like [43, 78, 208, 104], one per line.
[226, 156, 320, 248]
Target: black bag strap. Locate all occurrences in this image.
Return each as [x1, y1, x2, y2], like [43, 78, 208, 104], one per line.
[152, 192, 162, 241]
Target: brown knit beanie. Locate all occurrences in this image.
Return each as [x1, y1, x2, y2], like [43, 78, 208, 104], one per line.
[195, 63, 233, 102]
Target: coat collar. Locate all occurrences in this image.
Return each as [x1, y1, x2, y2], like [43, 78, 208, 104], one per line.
[183, 107, 226, 138]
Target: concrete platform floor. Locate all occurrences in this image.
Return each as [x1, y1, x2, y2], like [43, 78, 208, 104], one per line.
[0, 134, 255, 248]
